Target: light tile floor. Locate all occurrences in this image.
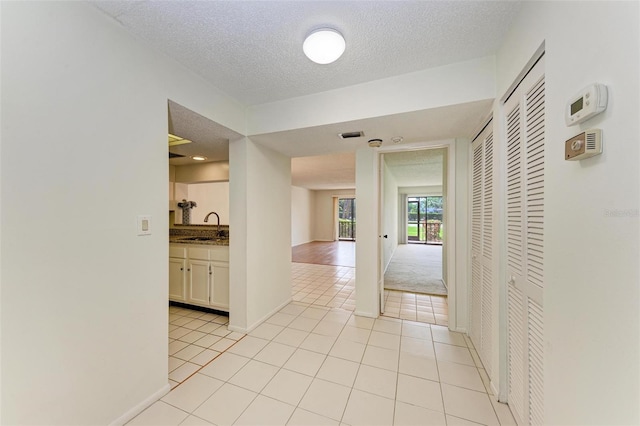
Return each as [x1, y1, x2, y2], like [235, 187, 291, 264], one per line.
[168, 307, 244, 388]
[291, 263, 356, 311]
[134, 301, 514, 425]
[383, 290, 449, 326]
[292, 262, 449, 326]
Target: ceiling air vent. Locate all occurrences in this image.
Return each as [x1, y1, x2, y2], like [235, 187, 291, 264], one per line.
[339, 131, 364, 139]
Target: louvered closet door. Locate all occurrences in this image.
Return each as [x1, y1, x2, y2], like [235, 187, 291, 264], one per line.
[469, 122, 494, 379]
[504, 55, 545, 426]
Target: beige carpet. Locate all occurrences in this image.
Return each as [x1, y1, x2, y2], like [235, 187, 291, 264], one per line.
[384, 244, 447, 296]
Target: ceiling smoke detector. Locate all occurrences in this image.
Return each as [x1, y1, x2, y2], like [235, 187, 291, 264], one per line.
[368, 138, 383, 148]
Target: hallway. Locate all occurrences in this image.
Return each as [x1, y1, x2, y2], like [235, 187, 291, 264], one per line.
[130, 243, 517, 425]
[136, 300, 514, 425]
[292, 241, 448, 326]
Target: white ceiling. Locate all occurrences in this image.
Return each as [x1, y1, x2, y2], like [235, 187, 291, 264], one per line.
[91, 1, 521, 106]
[383, 148, 445, 187]
[168, 100, 242, 166]
[292, 152, 356, 190]
[89, 1, 521, 189]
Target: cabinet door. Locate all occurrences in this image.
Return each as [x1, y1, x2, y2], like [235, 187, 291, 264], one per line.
[168, 258, 186, 301]
[210, 261, 229, 310]
[188, 259, 211, 306]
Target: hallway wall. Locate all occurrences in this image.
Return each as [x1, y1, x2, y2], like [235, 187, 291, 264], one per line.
[291, 186, 315, 246]
[494, 2, 639, 423]
[382, 159, 399, 270]
[0, 2, 246, 424]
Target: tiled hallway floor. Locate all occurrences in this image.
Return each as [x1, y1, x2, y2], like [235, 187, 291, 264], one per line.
[383, 290, 449, 326]
[133, 300, 514, 425]
[292, 262, 449, 326]
[168, 306, 245, 388]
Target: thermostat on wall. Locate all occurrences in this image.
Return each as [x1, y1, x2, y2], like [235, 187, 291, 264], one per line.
[565, 83, 608, 126]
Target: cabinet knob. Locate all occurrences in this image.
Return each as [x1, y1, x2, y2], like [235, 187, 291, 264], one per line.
[180, 267, 183, 271]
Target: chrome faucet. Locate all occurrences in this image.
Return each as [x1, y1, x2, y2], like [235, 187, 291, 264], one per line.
[204, 211, 221, 236]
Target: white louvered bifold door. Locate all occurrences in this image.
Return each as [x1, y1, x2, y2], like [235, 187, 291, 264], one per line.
[504, 55, 545, 426]
[470, 122, 494, 378]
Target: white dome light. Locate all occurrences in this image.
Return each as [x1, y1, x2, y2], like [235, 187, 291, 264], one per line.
[303, 29, 345, 64]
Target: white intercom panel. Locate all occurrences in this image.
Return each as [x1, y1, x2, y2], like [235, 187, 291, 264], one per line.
[565, 129, 602, 161]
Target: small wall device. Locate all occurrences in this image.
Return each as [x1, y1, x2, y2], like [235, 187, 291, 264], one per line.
[565, 83, 608, 126]
[565, 129, 602, 160]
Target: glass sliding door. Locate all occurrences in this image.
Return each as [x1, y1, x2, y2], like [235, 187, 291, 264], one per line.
[407, 199, 421, 242]
[407, 196, 443, 244]
[338, 198, 356, 241]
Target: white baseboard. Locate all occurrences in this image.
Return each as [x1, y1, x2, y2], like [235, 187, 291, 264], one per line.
[109, 383, 171, 426]
[354, 310, 378, 319]
[228, 297, 293, 334]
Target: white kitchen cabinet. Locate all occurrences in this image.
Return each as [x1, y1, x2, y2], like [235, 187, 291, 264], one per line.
[168, 257, 187, 302]
[169, 243, 229, 312]
[210, 261, 229, 309]
[188, 259, 211, 306]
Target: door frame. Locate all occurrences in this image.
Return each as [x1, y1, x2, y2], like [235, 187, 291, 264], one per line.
[377, 141, 462, 331]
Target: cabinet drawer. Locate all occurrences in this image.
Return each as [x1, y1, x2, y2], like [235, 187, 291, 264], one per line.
[169, 246, 186, 258]
[189, 247, 210, 260]
[209, 246, 229, 262]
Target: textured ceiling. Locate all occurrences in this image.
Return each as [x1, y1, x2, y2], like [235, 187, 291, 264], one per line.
[383, 148, 445, 187]
[168, 100, 242, 166]
[291, 147, 445, 190]
[250, 99, 493, 158]
[91, 1, 521, 105]
[292, 152, 356, 190]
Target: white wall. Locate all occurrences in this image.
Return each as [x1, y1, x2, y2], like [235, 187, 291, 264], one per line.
[291, 186, 315, 246]
[187, 182, 230, 225]
[313, 189, 355, 241]
[0, 2, 245, 424]
[355, 148, 380, 317]
[174, 161, 230, 183]
[248, 56, 496, 135]
[382, 159, 399, 270]
[452, 140, 469, 332]
[398, 185, 443, 195]
[229, 138, 292, 332]
[494, 2, 639, 423]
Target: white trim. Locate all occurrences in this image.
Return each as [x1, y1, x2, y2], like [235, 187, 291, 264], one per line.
[109, 383, 171, 426]
[501, 42, 545, 103]
[228, 297, 292, 334]
[354, 310, 378, 318]
[376, 140, 456, 330]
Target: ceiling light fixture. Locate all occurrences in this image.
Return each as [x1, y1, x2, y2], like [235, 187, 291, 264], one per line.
[190, 155, 207, 161]
[168, 133, 192, 147]
[303, 28, 345, 64]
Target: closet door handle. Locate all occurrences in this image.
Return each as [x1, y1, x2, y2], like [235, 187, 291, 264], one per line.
[383, 235, 388, 238]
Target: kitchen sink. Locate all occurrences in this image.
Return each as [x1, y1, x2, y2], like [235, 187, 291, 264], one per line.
[180, 236, 217, 241]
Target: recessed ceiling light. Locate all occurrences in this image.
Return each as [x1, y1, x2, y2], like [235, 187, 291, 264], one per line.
[391, 136, 404, 144]
[190, 155, 207, 161]
[303, 28, 345, 64]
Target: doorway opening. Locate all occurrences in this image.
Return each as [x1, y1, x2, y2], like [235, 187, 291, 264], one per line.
[407, 196, 443, 244]
[338, 197, 356, 241]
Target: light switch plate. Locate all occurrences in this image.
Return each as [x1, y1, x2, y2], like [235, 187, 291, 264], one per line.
[137, 215, 152, 236]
